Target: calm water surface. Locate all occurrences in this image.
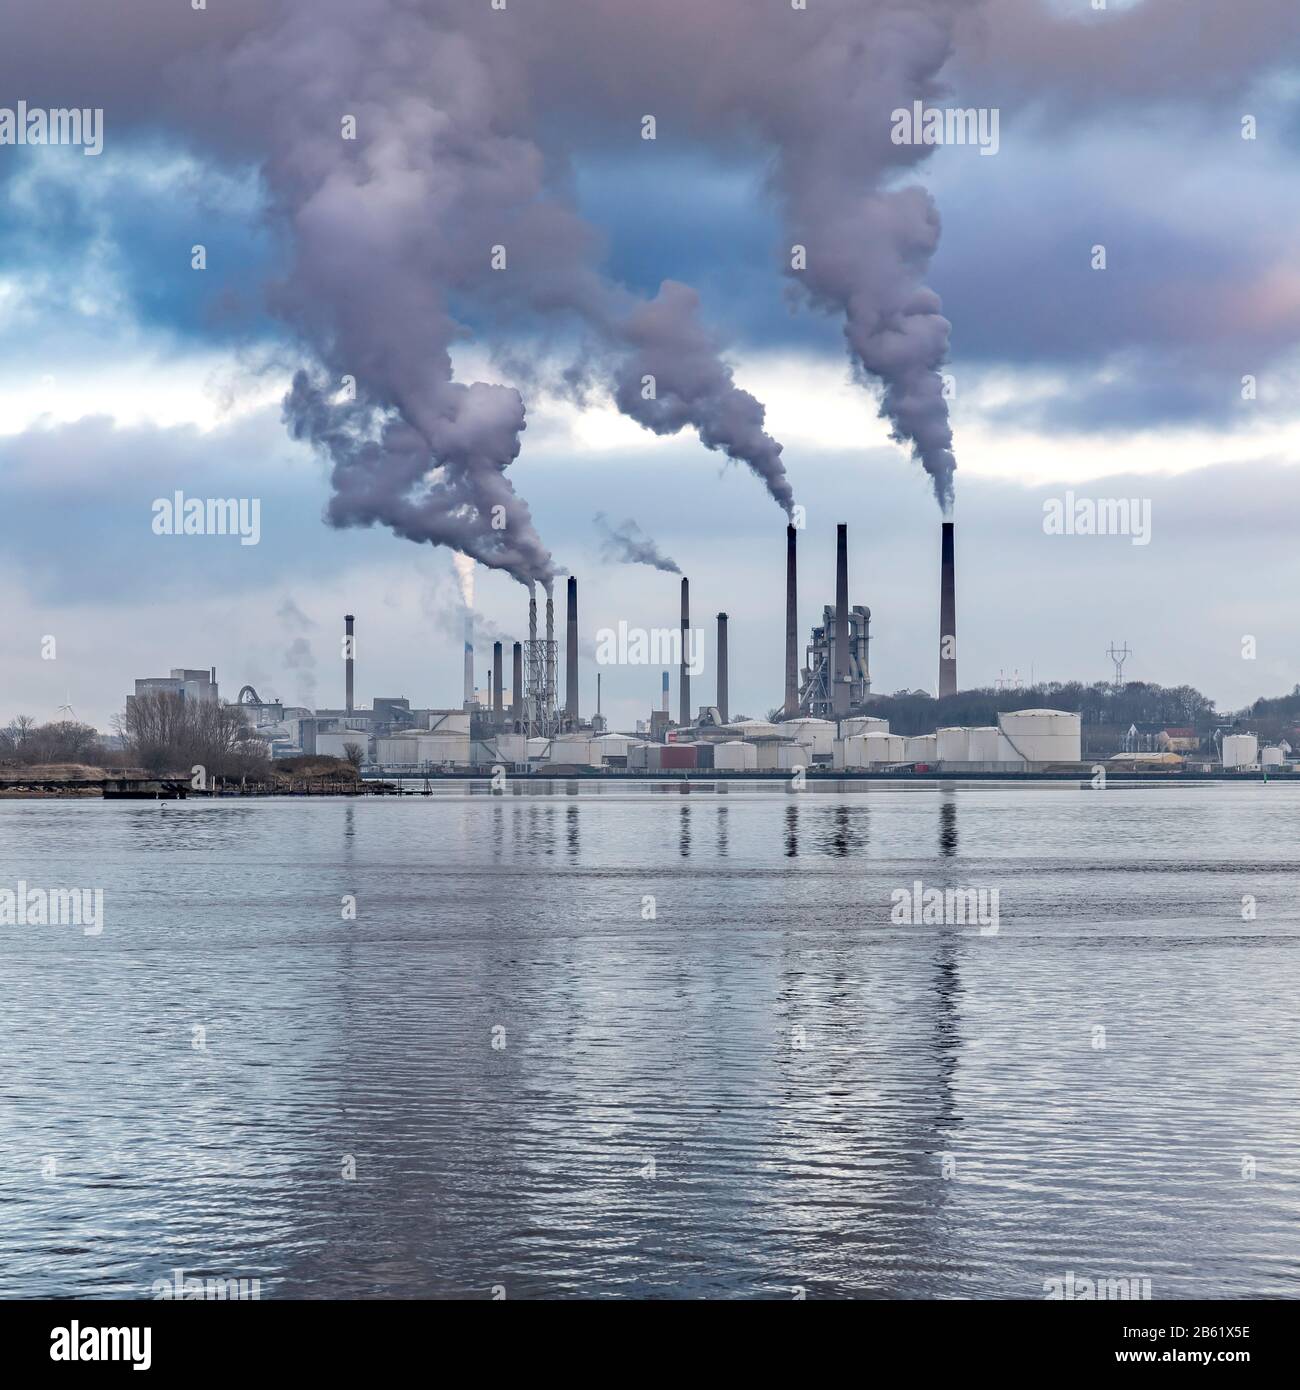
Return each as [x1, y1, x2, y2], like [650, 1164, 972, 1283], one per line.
[0, 781, 1297, 1299]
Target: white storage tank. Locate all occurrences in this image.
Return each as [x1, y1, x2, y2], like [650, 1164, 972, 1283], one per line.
[526, 737, 550, 760]
[417, 733, 471, 765]
[427, 710, 471, 735]
[967, 726, 1001, 762]
[1222, 734, 1259, 768]
[936, 727, 970, 762]
[903, 735, 938, 762]
[841, 716, 890, 738]
[997, 709, 1082, 763]
[755, 739, 803, 771]
[862, 732, 904, 763]
[546, 736, 602, 766]
[837, 735, 867, 769]
[783, 717, 837, 755]
[1261, 745, 1285, 768]
[714, 740, 758, 771]
[375, 734, 422, 764]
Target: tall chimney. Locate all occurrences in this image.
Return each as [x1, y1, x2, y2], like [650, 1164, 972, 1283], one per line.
[939, 520, 957, 698]
[716, 612, 729, 724]
[565, 575, 578, 728]
[512, 641, 524, 729]
[679, 577, 690, 726]
[833, 524, 849, 717]
[545, 587, 555, 721]
[528, 586, 538, 727]
[661, 670, 669, 713]
[492, 641, 503, 720]
[784, 524, 799, 717]
[463, 611, 474, 709]
[344, 613, 355, 716]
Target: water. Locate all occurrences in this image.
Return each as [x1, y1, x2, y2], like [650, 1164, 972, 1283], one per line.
[0, 781, 1297, 1300]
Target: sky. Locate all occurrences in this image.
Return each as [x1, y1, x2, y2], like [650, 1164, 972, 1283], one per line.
[2, 0, 1299, 732]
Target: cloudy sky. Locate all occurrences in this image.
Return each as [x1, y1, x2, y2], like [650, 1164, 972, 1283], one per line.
[2, 0, 1299, 732]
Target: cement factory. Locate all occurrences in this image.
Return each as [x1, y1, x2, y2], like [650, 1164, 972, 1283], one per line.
[127, 519, 1144, 778]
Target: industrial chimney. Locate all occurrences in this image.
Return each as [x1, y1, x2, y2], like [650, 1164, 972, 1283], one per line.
[545, 587, 555, 721]
[528, 586, 538, 728]
[512, 641, 524, 730]
[679, 577, 690, 727]
[492, 641, 503, 720]
[716, 612, 729, 724]
[565, 576, 578, 729]
[939, 520, 957, 698]
[463, 611, 474, 709]
[344, 614, 355, 716]
[833, 524, 849, 717]
[784, 524, 799, 717]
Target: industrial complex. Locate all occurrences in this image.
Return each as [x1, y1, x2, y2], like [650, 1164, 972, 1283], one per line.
[129, 521, 1281, 777]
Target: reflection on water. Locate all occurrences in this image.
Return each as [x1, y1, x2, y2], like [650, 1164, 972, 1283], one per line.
[0, 782, 1298, 1300]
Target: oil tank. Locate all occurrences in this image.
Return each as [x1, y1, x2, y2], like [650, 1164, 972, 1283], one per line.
[903, 734, 937, 762]
[755, 739, 803, 771]
[1222, 734, 1259, 768]
[715, 740, 758, 771]
[660, 744, 699, 770]
[966, 727, 1001, 762]
[997, 709, 1082, 763]
[784, 717, 837, 755]
[936, 727, 971, 762]
[862, 732, 905, 763]
[1261, 745, 1285, 768]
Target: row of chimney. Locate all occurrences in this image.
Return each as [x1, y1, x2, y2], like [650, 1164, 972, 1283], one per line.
[339, 522, 956, 725]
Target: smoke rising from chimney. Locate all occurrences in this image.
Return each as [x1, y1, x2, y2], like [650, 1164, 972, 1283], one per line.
[594, 513, 681, 574]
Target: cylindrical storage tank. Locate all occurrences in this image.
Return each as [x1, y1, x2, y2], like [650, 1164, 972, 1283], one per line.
[526, 737, 550, 760]
[784, 717, 837, 755]
[967, 726, 1001, 762]
[839, 735, 868, 769]
[937, 727, 970, 762]
[1222, 734, 1259, 768]
[997, 709, 1082, 763]
[903, 734, 937, 762]
[841, 716, 889, 737]
[1261, 745, 1284, 767]
[755, 739, 800, 770]
[715, 740, 758, 771]
[660, 743, 699, 770]
[862, 732, 904, 763]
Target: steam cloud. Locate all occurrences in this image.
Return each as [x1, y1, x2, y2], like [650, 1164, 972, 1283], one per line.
[6, 0, 977, 530]
[594, 513, 681, 574]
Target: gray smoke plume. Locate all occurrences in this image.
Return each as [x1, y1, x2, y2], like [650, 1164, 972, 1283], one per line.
[231, 0, 795, 562]
[594, 513, 681, 574]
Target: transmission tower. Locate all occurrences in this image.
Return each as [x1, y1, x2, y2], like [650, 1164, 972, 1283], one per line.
[1106, 642, 1132, 688]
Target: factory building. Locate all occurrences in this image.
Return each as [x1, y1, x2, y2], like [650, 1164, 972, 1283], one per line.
[129, 667, 220, 709]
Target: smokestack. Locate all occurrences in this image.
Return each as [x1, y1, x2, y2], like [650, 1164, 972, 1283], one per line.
[492, 641, 503, 720]
[463, 611, 474, 708]
[679, 577, 690, 726]
[784, 524, 798, 717]
[716, 612, 729, 724]
[545, 588, 555, 719]
[833, 524, 849, 717]
[512, 642, 523, 728]
[565, 575, 578, 728]
[662, 670, 669, 713]
[344, 613, 355, 716]
[528, 587, 538, 727]
[940, 520, 957, 698]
